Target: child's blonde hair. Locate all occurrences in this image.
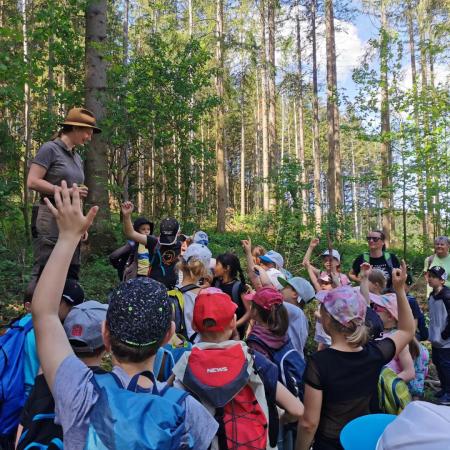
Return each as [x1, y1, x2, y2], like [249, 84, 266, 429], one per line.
[321, 304, 369, 347]
[176, 258, 209, 282]
[368, 269, 387, 290]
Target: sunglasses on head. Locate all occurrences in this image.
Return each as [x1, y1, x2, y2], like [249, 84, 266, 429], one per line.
[366, 236, 381, 242]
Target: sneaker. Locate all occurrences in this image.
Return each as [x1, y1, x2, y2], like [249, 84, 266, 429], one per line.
[434, 389, 445, 399]
[438, 393, 450, 405]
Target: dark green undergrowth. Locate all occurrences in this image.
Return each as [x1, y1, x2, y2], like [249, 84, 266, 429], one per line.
[0, 215, 433, 321]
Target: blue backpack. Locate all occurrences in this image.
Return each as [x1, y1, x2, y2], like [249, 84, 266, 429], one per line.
[247, 335, 306, 400]
[0, 316, 34, 437]
[85, 370, 194, 450]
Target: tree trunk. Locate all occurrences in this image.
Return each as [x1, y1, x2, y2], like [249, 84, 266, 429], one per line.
[260, 0, 270, 212]
[85, 0, 112, 248]
[215, 0, 226, 232]
[22, 0, 31, 244]
[407, 5, 428, 244]
[311, 0, 322, 230]
[267, 0, 277, 174]
[380, 0, 392, 245]
[121, 0, 130, 201]
[325, 0, 342, 216]
[350, 139, 359, 239]
[240, 77, 246, 216]
[295, 4, 307, 224]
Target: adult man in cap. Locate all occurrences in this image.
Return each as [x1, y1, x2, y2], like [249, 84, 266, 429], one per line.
[27, 107, 101, 284]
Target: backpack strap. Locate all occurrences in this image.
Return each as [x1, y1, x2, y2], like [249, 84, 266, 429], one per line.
[383, 252, 394, 272]
[179, 284, 199, 294]
[159, 385, 189, 406]
[251, 350, 279, 447]
[427, 255, 435, 270]
[215, 407, 228, 450]
[246, 335, 274, 360]
[231, 281, 242, 304]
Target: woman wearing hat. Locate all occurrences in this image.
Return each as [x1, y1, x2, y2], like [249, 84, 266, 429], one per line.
[27, 107, 101, 282]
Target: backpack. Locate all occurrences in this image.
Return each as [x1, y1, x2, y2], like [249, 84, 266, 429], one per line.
[0, 316, 34, 438]
[84, 371, 193, 450]
[154, 335, 193, 382]
[167, 284, 199, 337]
[363, 251, 394, 272]
[378, 367, 412, 415]
[213, 279, 242, 305]
[247, 335, 306, 400]
[180, 343, 276, 450]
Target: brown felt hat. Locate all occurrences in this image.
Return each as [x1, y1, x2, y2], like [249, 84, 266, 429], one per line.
[58, 107, 101, 133]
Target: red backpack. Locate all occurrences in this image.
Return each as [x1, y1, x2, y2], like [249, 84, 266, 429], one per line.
[181, 343, 272, 450]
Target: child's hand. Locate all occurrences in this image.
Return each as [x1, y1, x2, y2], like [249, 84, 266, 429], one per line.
[392, 260, 407, 291]
[45, 181, 98, 239]
[359, 262, 372, 278]
[310, 237, 320, 248]
[241, 238, 252, 254]
[121, 201, 134, 216]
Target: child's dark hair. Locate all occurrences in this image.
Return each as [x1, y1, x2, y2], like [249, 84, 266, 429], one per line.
[251, 302, 289, 337]
[216, 252, 246, 285]
[409, 337, 421, 360]
[109, 333, 163, 363]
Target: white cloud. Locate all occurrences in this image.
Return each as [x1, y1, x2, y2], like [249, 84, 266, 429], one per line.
[401, 63, 450, 90]
[277, 7, 366, 84]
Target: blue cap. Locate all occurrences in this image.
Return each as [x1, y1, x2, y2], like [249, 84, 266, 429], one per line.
[340, 414, 396, 450]
[193, 230, 209, 246]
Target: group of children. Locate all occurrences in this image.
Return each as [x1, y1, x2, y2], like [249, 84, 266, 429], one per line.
[1, 182, 450, 450]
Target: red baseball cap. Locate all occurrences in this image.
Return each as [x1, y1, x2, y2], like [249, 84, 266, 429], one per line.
[251, 286, 283, 310]
[193, 289, 237, 332]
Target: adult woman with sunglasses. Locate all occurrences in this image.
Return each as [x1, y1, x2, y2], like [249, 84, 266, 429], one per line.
[349, 230, 400, 291]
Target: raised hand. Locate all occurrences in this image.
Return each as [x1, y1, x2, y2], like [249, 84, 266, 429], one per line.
[121, 201, 134, 217]
[241, 238, 252, 254]
[44, 181, 98, 239]
[359, 262, 372, 278]
[392, 260, 407, 291]
[309, 237, 320, 248]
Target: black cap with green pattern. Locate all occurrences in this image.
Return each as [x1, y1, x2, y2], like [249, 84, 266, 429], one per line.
[106, 277, 171, 347]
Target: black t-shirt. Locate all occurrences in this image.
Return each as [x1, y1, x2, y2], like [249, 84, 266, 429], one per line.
[304, 338, 396, 450]
[352, 253, 400, 289]
[146, 235, 181, 289]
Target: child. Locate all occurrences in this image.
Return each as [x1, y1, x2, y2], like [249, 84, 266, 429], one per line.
[246, 287, 306, 449]
[109, 216, 153, 281]
[297, 263, 415, 450]
[122, 201, 181, 289]
[171, 288, 304, 450]
[252, 245, 267, 265]
[32, 182, 217, 449]
[0, 278, 85, 449]
[370, 292, 416, 382]
[427, 265, 450, 405]
[22, 277, 85, 396]
[260, 250, 292, 281]
[213, 252, 250, 337]
[278, 277, 315, 358]
[17, 300, 108, 450]
[303, 238, 349, 288]
[175, 243, 212, 341]
[407, 337, 429, 400]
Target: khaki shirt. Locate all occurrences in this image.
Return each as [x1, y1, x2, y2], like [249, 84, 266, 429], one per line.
[32, 138, 84, 190]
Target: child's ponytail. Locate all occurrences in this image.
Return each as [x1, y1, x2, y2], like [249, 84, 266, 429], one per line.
[252, 302, 289, 337]
[345, 321, 369, 347]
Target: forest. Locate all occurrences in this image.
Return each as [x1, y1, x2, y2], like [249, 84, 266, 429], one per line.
[0, 0, 449, 302]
